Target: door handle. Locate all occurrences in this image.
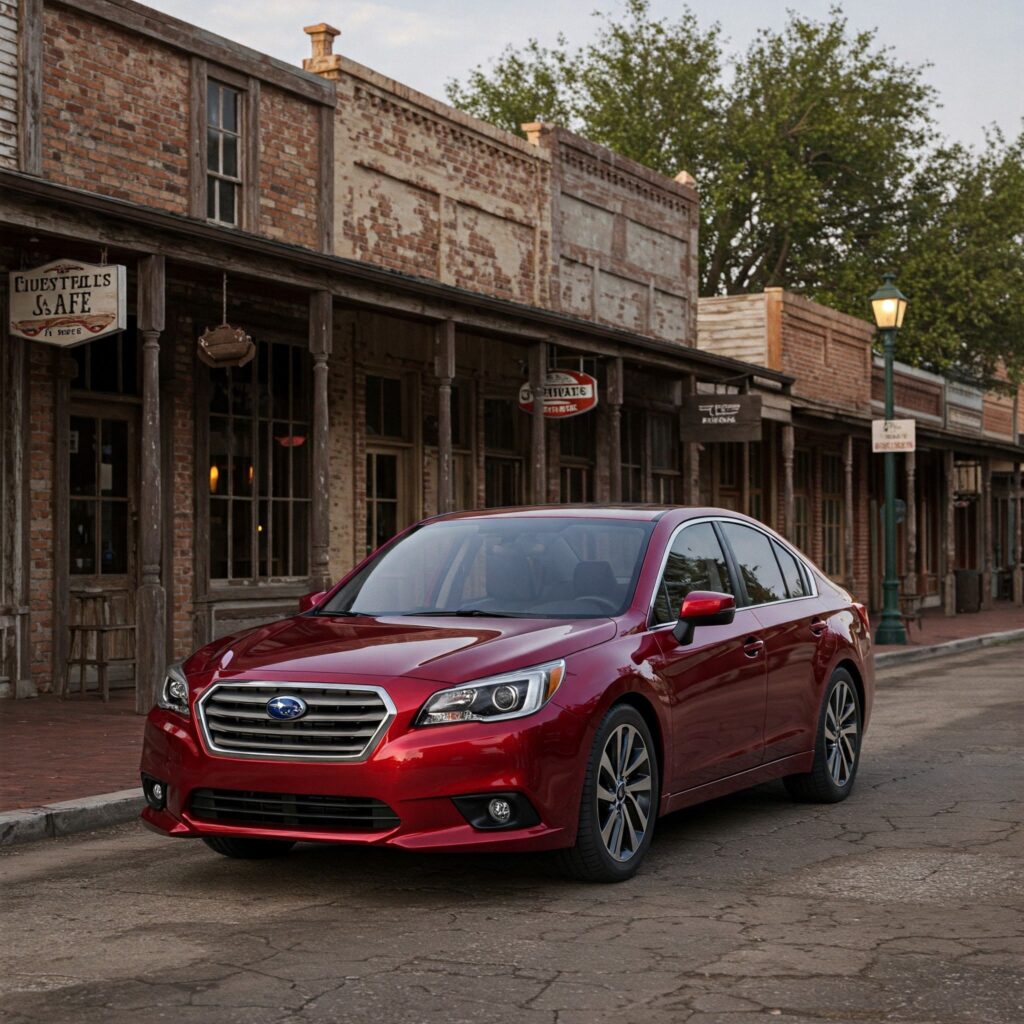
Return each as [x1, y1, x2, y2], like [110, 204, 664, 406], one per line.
[810, 620, 828, 638]
[742, 636, 764, 658]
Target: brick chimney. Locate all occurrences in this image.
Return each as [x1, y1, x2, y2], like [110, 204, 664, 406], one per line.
[303, 23, 342, 80]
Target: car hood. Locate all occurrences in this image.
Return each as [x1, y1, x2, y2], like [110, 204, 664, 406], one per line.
[189, 613, 617, 686]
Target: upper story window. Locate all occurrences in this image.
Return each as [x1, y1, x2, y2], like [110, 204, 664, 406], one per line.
[207, 81, 242, 226]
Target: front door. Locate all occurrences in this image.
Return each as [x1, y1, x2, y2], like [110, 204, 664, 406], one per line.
[646, 521, 767, 792]
[67, 404, 138, 687]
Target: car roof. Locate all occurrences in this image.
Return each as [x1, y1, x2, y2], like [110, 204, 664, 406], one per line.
[430, 505, 745, 525]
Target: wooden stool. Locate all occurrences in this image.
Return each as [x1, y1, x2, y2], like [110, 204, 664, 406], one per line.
[62, 590, 136, 702]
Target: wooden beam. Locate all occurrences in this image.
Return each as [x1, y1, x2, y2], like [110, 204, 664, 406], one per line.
[1014, 459, 1023, 606]
[188, 57, 207, 219]
[782, 423, 795, 541]
[318, 104, 335, 253]
[685, 375, 701, 505]
[904, 449, 916, 598]
[18, 0, 43, 175]
[135, 255, 166, 714]
[981, 457, 993, 610]
[244, 77, 261, 232]
[607, 357, 623, 503]
[434, 319, 455, 515]
[309, 290, 333, 589]
[943, 449, 956, 616]
[529, 342, 547, 504]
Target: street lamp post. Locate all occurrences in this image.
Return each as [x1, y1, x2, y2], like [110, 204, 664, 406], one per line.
[871, 273, 909, 646]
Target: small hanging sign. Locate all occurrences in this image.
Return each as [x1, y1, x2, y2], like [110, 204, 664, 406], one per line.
[9, 260, 127, 345]
[197, 273, 255, 368]
[680, 394, 763, 442]
[518, 369, 599, 419]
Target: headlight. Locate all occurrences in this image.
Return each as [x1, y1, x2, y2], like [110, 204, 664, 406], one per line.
[416, 661, 565, 726]
[157, 661, 190, 718]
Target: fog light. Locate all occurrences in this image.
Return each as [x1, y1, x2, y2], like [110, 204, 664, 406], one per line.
[142, 774, 167, 811]
[488, 798, 512, 824]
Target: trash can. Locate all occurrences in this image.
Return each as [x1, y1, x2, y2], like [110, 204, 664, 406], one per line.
[954, 569, 982, 613]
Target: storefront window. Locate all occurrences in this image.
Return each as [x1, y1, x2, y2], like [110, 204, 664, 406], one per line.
[822, 452, 844, 578]
[70, 322, 138, 395]
[621, 408, 644, 502]
[793, 449, 812, 554]
[560, 413, 595, 503]
[208, 340, 310, 581]
[651, 411, 682, 505]
[484, 398, 523, 507]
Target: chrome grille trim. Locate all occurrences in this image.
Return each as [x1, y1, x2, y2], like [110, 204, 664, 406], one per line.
[197, 681, 396, 762]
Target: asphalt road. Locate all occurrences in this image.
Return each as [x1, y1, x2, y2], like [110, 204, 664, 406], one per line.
[2, 645, 1022, 1024]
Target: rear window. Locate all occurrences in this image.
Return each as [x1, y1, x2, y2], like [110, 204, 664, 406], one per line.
[719, 522, 787, 605]
[772, 540, 809, 598]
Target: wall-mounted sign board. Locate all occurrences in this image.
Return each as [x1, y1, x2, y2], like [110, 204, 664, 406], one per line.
[518, 370, 599, 419]
[872, 418, 916, 453]
[9, 260, 127, 345]
[680, 394, 762, 442]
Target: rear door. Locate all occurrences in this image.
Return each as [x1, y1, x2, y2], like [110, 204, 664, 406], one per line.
[717, 522, 823, 764]
[647, 521, 767, 793]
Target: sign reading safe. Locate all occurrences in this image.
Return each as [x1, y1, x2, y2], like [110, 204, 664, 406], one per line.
[680, 394, 762, 442]
[9, 260, 127, 345]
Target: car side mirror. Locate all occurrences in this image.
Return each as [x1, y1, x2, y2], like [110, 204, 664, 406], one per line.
[298, 590, 327, 613]
[672, 591, 736, 646]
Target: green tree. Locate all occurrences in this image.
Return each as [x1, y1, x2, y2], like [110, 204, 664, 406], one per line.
[896, 129, 1024, 383]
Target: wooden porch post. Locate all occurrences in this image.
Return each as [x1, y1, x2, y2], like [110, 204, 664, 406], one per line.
[135, 255, 166, 714]
[309, 290, 332, 590]
[782, 422, 795, 541]
[981, 456, 993, 609]
[529, 342, 547, 504]
[845, 434, 856, 593]
[904, 449, 917, 598]
[685, 374, 700, 505]
[943, 449, 956, 616]
[1014, 459, 1023, 606]
[434, 319, 456, 515]
[607, 357, 623, 503]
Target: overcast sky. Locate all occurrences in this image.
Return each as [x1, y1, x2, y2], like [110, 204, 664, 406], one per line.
[148, 0, 1022, 151]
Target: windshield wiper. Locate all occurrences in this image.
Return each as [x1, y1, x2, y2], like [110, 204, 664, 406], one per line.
[312, 609, 361, 617]
[404, 608, 520, 618]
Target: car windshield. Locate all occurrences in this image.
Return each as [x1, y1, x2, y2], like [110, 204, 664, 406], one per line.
[319, 517, 655, 619]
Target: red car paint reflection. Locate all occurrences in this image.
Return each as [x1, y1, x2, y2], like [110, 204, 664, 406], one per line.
[140, 507, 873, 882]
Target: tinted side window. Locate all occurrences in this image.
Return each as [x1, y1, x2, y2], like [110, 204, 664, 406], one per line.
[772, 540, 808, 598]
[652, 522, 733, 624]
[720, 523, 787, 605]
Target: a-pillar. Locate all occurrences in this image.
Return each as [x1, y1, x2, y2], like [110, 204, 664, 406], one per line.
[904, 449, 917, 598]
[135, 255, 166, 715]
[529, 342, 547, 504]
[607, 357, 623, 502]
[943, 449, 956, 616]
[434, 319, 455, 514]
[781, 422, 795, 541]
[981, 456, 993, 609]
[309, 291, 333, 590]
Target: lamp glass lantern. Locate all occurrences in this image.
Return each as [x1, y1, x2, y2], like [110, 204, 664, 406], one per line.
[870, 273, 908, 330]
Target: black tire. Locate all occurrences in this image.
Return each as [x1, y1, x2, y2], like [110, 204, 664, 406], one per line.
[784, 668, 862, 803]
[558, 704, 660, 883]
[202, 836, 296, 859]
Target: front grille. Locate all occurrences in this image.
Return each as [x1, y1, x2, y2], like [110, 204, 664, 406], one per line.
[190, 788, 400, 832]
[197, 682, 395, 761]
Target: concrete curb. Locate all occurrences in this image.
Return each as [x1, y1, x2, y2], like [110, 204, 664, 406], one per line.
[0, 788, 142, 847]
[875, 628, 1024, 670]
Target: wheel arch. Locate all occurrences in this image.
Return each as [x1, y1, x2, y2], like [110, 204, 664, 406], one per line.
[834, 658, 865, 717]
[611, 692, 666, 793]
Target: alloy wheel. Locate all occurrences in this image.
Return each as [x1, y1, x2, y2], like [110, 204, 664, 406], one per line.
[824, 679, 859, 787]
[596, 723, 653, 862]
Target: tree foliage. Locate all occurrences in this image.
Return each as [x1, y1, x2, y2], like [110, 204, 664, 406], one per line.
[446, 2, 1024, 384]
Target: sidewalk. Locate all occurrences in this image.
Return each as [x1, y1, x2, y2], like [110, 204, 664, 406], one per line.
[874, 601, 1023, 652]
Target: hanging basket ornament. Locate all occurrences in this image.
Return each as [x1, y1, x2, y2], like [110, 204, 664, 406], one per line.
[197, 274, 255, 368]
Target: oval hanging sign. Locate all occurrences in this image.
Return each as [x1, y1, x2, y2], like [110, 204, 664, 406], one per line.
[518, 370, 599, 419]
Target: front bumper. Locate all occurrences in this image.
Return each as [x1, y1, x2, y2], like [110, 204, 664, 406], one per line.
[140, 684, 588, 854]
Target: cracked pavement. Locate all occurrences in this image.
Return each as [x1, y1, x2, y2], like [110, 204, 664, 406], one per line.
[1, 644, 1021, 1024]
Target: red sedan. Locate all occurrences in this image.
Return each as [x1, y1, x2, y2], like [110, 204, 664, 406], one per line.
[140, 507, 873, 882]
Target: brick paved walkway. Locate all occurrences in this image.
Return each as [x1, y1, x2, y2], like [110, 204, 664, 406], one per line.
[0, 601, 1019, 813]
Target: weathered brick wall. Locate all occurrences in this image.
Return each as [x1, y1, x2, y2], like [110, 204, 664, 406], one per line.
[41, 6, 190, 212]
[333, 60, 550, 305]
[780, 296, 873, 412]
[0, 0, 17, 168]
[28, 345, 56, 690]
[982, 392, 1015, 440]
[527, 125, 698, 345]
[259, 85, 321, 249]
[872, 368, 945, 420]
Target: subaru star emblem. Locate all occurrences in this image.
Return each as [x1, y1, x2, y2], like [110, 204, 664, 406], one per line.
[266, 695, 308, 721]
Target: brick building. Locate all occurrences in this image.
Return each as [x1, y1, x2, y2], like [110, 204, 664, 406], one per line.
[0, 0, 1021, 705]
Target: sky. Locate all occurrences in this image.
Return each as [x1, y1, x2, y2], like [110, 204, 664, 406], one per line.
[147, 0, 1022, 150]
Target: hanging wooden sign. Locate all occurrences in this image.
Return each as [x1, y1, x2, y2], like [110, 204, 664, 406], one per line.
[9, 260, 127, 345]
[197, 323, 255, 368]
[518, 370, 599, 419]
[680, 394, 762, 442]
